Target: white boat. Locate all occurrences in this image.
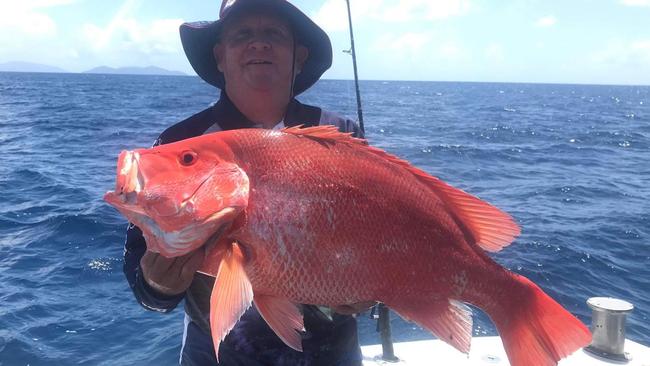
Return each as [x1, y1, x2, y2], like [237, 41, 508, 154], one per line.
[361, 297, 649, 365]
[361, 336, 650, 366]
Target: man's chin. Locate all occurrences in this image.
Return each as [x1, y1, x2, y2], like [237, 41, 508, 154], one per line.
[245, 76, 287, 92]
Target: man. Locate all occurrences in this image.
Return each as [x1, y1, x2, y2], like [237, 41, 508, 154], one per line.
[122, 0, 367, 364]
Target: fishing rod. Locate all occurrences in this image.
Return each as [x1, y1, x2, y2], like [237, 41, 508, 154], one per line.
[344, 0, 397, 362]
[345, 0, 365, 135]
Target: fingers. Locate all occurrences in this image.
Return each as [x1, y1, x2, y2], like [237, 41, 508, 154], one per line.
[139, 234, 230, 296]
[140, 250, 158, 273]
[173, 251, 197, 272]
[140, 249, 204, 296]
[142, 250, 177, 273]
[180, 247, 206, 281]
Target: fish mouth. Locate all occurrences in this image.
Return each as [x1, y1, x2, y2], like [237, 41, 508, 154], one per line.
[104, 202, 241, 258]
[155, 206, 241, 257]
[106, 149, 203, 218]
[104, 150, 147, 214]
[117, 151, 144, 201]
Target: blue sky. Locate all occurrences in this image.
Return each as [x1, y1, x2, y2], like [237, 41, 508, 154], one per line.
[1, 0, 650, 85]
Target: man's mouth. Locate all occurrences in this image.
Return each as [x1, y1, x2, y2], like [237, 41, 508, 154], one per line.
[246, 59, 272, 65]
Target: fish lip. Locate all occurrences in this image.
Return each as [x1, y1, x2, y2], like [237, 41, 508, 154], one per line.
[202, 206, 242, 229]
[158, 206, 243, 257]
[109, 162, 218, 218]
[119, 159, 213, 219]
[104, 190, 148, 216]
[116, 151, 144, 198]
[105, 151, 146, 214]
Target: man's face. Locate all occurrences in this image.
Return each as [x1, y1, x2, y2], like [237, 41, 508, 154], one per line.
[214, 12, 308, 93]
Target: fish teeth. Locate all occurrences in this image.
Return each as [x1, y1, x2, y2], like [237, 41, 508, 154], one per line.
[119, 151, 134, 176]
[134, 156, 144, 193]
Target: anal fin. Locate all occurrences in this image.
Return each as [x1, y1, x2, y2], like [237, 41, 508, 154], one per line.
[254, 295, 305, 352]
[388, 298, 473, 353]
[210, 242, 253, 361]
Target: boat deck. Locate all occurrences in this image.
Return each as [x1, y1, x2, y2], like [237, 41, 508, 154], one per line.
[361, 337, 650, 366]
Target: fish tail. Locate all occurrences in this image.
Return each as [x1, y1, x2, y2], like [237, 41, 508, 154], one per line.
[490, 274, 591, 366]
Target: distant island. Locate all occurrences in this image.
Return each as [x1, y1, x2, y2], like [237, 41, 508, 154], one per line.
[0, 61, 187, 76]
[0, 61, 68, 73]
[83, 65, 186, 76]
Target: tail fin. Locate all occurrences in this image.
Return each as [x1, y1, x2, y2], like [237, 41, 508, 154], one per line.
[491, 274, 592, 366]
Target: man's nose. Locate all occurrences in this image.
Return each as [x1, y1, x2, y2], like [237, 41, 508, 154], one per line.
[248, 33, 271, 50]
[249, 41, 270, 50]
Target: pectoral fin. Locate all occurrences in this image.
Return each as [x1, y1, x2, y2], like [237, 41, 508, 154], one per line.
[254, 295, 305, 352]
[209, 242, 253, 361]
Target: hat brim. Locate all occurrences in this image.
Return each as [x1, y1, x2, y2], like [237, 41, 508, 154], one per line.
[180, 0, 332, 95]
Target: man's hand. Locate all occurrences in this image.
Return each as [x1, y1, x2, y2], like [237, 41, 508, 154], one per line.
[140, 248, 205, 296]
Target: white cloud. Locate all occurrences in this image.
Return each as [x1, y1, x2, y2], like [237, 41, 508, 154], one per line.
[380, 0, 472, 22]
[0, 1, 81, 69]
[620, 0, 650, 6]
[370, 31, 468, 65]
[0, 0, 189, 72]
[311, 0, 382, 32]
[75, 0, 185, 69]
[592, 39, 650, 66]
[535, 15, 557, 27]
[0, 0, 75, 38]
[398, 32, 432, 52]
[310, 0, 343, 32]
[82, 17, 184, 58]
[0, 12, 57, 37]
[375, 31, 431, 54]
[585, 39, 650, 84]
[312, 0, 471, 32]
[439, 41, 462, 59]
[631, 40, 650, 57]
[484, 42, 505, 63]
[3, 0, 76, 11]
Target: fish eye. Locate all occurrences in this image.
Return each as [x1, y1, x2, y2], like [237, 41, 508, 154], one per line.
[180, 151, 198, 166]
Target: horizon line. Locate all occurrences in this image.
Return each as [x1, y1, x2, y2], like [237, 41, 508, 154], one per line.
[0, 69, 649, 88]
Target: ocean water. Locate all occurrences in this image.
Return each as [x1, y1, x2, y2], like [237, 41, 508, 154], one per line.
[0, 72, 648, 365]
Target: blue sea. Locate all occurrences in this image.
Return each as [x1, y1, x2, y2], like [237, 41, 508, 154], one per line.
[0, 72, 648, 365]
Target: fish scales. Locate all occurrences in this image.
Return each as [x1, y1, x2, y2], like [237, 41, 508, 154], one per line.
[224, 129, 473, 305]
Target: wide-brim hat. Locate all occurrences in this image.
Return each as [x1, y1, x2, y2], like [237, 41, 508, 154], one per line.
[180, 0, 332, 95]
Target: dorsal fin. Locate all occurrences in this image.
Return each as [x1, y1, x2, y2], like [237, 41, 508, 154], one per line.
[416, 174, 520, 251]
[282, 125, 368, 146]
[283, 125, 520, 252]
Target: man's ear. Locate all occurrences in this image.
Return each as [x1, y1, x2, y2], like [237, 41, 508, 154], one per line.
[295, 45, 309, 74]
[213, 44, 224, 72]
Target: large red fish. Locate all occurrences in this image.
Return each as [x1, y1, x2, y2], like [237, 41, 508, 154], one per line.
[104, 126, 591, 366]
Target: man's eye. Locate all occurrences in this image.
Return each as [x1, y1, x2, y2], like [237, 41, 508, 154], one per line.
[230, 30, 252, 42]
[267, 28, 288, 39]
